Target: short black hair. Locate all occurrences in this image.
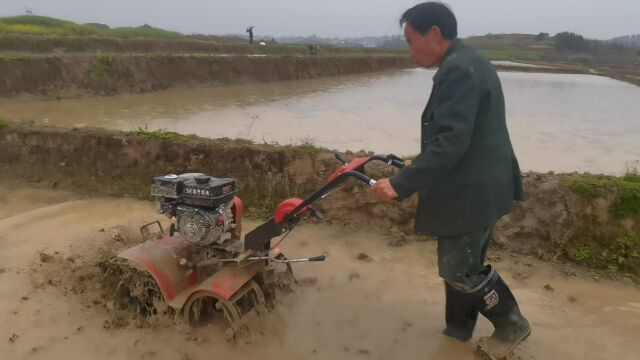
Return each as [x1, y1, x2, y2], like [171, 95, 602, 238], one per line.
[399, 2, 458, 40]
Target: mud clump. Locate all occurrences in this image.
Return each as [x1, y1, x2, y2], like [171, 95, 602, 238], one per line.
[32, 251, 96, 296]
[9, 333, 19, 343]
[29, 222, 297, 336]
[30, 224, 175, 330]
[38, 252, 55, 263]
[348, 272, 361, 281]
[99, 257, 172, 322]
[356, 253, 373, 262]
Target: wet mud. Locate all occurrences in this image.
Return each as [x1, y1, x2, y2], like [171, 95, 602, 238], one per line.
[1, 184, 639, 359]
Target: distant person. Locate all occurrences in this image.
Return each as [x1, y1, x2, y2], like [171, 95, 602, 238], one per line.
[370, 2, 530, 359]
[246, 26, 254, 45]
[308, 44, 317, 55]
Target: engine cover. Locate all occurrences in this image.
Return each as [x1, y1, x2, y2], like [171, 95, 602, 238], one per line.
[176, 203, 234, 246]
[152, 173, 237, 208]
[151, 173, 239, 246]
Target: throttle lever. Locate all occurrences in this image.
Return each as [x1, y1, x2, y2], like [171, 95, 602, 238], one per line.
[307, 206, 324, 220]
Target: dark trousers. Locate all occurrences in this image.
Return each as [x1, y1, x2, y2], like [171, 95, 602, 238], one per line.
[437, 224, 494, 292]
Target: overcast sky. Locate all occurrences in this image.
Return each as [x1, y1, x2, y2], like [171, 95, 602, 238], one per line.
[3, 0, 638, 39]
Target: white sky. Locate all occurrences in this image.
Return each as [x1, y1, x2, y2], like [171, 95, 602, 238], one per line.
[3, 0, 639, 39]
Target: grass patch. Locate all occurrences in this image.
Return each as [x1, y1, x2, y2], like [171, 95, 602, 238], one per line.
[0, 16, 98, 36]
[574, 232, 640, 273]
[107, 26, 182, 39]
[0, 23, 49, 35]
[90, 54, 114, 78]
[131, 126, 194, 142]
[0, 54, 30, 61]
[1, 15, 78, 28]
[286, 138, 324, 155]
[0, 117, 8, 129]
[562, 172, 640, 218]
[0, 15, 181, 39]
[479, 49, 544, 62]
[249, 197, 281, 221]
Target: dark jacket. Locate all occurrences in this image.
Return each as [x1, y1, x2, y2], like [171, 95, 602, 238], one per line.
[390, 39, 523, 237]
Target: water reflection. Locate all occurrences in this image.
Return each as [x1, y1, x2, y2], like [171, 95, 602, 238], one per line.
[2, 69, 638, 174]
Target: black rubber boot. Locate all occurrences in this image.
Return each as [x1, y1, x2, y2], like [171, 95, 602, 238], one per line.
[442, 281, 479, 342]
[473, 266, 531, 359]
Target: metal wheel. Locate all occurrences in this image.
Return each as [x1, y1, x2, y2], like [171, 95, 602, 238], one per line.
[183, 291, 224, 327]
[182, 279, 266, 339]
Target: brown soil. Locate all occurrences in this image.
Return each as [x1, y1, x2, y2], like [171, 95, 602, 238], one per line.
[1, 187, 639, 360]
[0, 54, 413, 98]
[1, 123, 638, 279]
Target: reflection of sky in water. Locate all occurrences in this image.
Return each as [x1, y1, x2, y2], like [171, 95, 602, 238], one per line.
[2, 69, 639, 174]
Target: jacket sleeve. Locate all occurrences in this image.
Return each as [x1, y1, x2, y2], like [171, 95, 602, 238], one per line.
[390, 63, 480, 201]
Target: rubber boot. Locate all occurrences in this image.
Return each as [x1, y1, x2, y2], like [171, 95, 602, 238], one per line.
[442, 281, 479, 342]
[474, 267, 531, 360]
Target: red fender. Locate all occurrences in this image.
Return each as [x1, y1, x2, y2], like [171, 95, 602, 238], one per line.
[274, 198, 308, 224]
[118, 234, 259, 310]
[231, 196, 243, 240]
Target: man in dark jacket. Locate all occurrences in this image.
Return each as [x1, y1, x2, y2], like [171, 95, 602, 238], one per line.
[371, 3, 530, 359]
[247, 26, 254, 45]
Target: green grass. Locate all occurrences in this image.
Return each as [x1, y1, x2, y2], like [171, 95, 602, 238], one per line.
[466, 34, 550, 50]
[562, 172, 640, 218]
[0, 117, 7, 129]
[0, 15, 182, 39]
[0, 54, 30, 61]
[90, 54, 114, 78]
[0, 16, 98, 36]
[1, 15, 77, 28]
[249, 196, 281, 221]
[107, 26, 183, 39]
[574, 232, 640, 273]
[479, 49, 544, 62]
[285, 138, 324, 155]
[131, 126, 194, 142]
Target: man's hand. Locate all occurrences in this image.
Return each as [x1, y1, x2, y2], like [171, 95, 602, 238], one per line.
[371, 178, 398, 202]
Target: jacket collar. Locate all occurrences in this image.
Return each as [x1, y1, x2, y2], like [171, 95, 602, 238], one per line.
[443, 38, 463, 59]
[433, 38, 463, 81]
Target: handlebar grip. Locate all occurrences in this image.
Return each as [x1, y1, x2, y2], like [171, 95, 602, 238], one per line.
[308, 255, 326, 262]
[385, 154, 405, 168]
[347, 171, 376, 186]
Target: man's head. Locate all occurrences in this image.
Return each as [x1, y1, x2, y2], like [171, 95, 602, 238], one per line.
[400, 2, 458, 68]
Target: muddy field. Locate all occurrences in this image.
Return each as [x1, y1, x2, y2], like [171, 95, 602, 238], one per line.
[1, 182, 639, 360]
[1, 121, 639, 359]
